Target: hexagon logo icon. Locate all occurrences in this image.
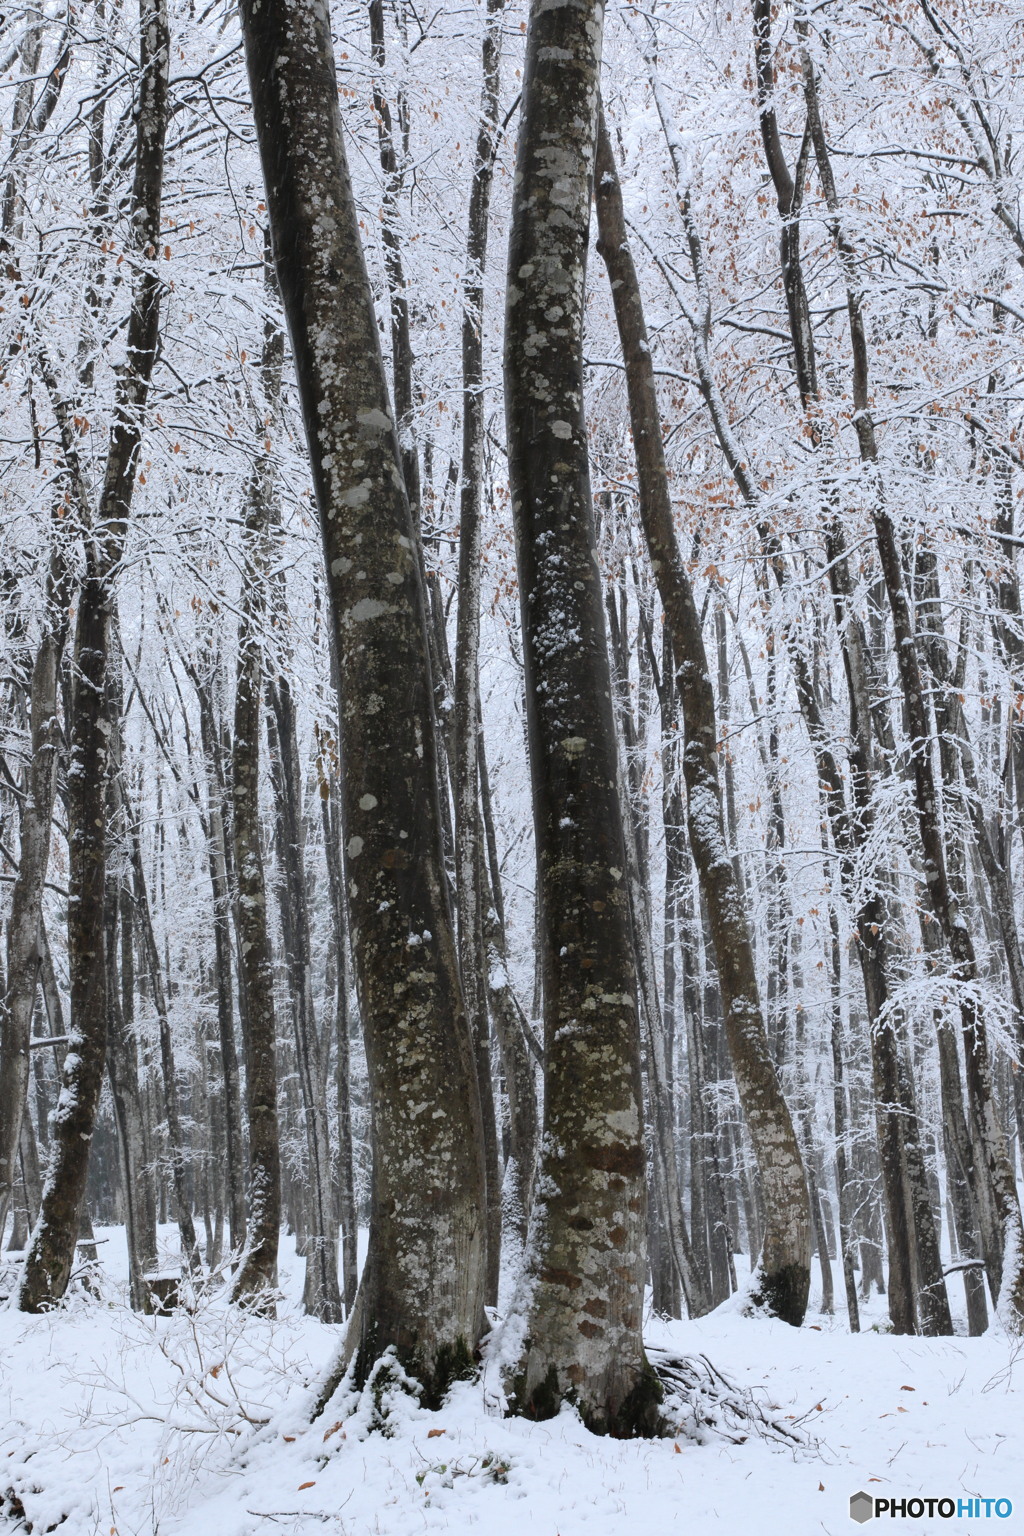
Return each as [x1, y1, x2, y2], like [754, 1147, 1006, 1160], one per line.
[849, 1491, 874, 1523]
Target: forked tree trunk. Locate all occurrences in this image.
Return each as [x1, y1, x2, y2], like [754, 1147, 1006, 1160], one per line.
[240, 0, 487, 1397]
[593, 106, 811, 1325]
[501, 5, 658, 1433]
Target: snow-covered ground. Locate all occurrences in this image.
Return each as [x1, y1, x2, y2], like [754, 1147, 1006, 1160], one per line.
[1, 1228, 1021, 1535]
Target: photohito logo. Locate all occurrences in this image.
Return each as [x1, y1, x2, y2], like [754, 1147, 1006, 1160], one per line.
[850, 1492, 1013, 1522]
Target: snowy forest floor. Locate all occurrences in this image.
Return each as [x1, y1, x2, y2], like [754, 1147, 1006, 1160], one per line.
[1, 1229, 1021, 1536]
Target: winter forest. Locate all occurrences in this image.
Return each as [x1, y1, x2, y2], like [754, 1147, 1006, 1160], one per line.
[1, 0, 1024, 1526]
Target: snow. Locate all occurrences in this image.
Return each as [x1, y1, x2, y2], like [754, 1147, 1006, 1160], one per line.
[2, 1228, 1023, 1535]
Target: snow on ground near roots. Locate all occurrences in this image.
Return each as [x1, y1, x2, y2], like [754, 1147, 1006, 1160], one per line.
[1, 1227, 1022, 1535]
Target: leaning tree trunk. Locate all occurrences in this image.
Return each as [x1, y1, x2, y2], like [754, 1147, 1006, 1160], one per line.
[501, 3, 658, 1433]
[593, 105, 811, 1325]
[18, 0, 168, 1311]
[239, 0, 487, 1397]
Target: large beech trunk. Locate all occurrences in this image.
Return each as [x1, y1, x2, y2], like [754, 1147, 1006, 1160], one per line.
[593, 107, 811, 1326]
[501, 3, 657, 1433]
[239, 0, 486, 1394]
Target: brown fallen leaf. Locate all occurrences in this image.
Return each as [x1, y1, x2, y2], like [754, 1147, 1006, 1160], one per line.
[869, 1478, 883, 1484]
[897, 1406, 908, 1413]
[427, 1429, 446, 1440]
[673, 1443, 682, 1454]
[814, 1404, 823, 1412]
[298, 1481, 316, 1491]
[808, 1325, 822, 1332]
[323, 1420, 344, 1442]
[900, 1385, 915, 1392]
[818, 1483, 825, 1492]
[112, 1488, 123, 1493]
[283, 1435, 296, 1442]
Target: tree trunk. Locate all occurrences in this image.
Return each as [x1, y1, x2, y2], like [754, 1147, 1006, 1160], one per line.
[239, 0, 487, 1395]
[453, 0, 508, 1315]
[0, 549, 69, 1239]
[594, 105, 811, 1325]
[266, 668, 342, 1322]
[501, 6, 657, 1432]
[229, 467, 282, 1311]
[17, 0, 168, 1312]
[320, 743, 358, 1312]
[129, 820, 201, 1274]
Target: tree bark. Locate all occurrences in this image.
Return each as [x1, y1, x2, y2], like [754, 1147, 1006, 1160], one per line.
[229, 466, 282, 1311]
[239, 0, 487, 1394]
[0, 546, 70, 1239]
[501, 5, 658, 1431]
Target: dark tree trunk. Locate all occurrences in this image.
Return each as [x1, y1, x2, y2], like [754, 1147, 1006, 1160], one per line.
[501, 10, 656, 1432]
[239, 0, 487, 1395]
[17, 0, 168, 1313]
[229, 468, 282, 1311]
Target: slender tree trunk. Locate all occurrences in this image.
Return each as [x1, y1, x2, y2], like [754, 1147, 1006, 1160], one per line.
[321, 745, 358, 1312]
[478, 730, 539, 1264]
[194, 671, 246, 1255]
[240, 0, 487, 1394]
[453, 0, 508, 1315]
[0, 549, 69, 1238]
[229, 468, 282, 1311]
[18, 0, 168, 1313]
[594, 106, 811, 1324]
[266, 669, 342, 1322]
[129, 821, 201, 1273]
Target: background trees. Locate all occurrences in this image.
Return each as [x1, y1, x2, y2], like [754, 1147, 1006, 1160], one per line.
[1, 0, 1024, 1401]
